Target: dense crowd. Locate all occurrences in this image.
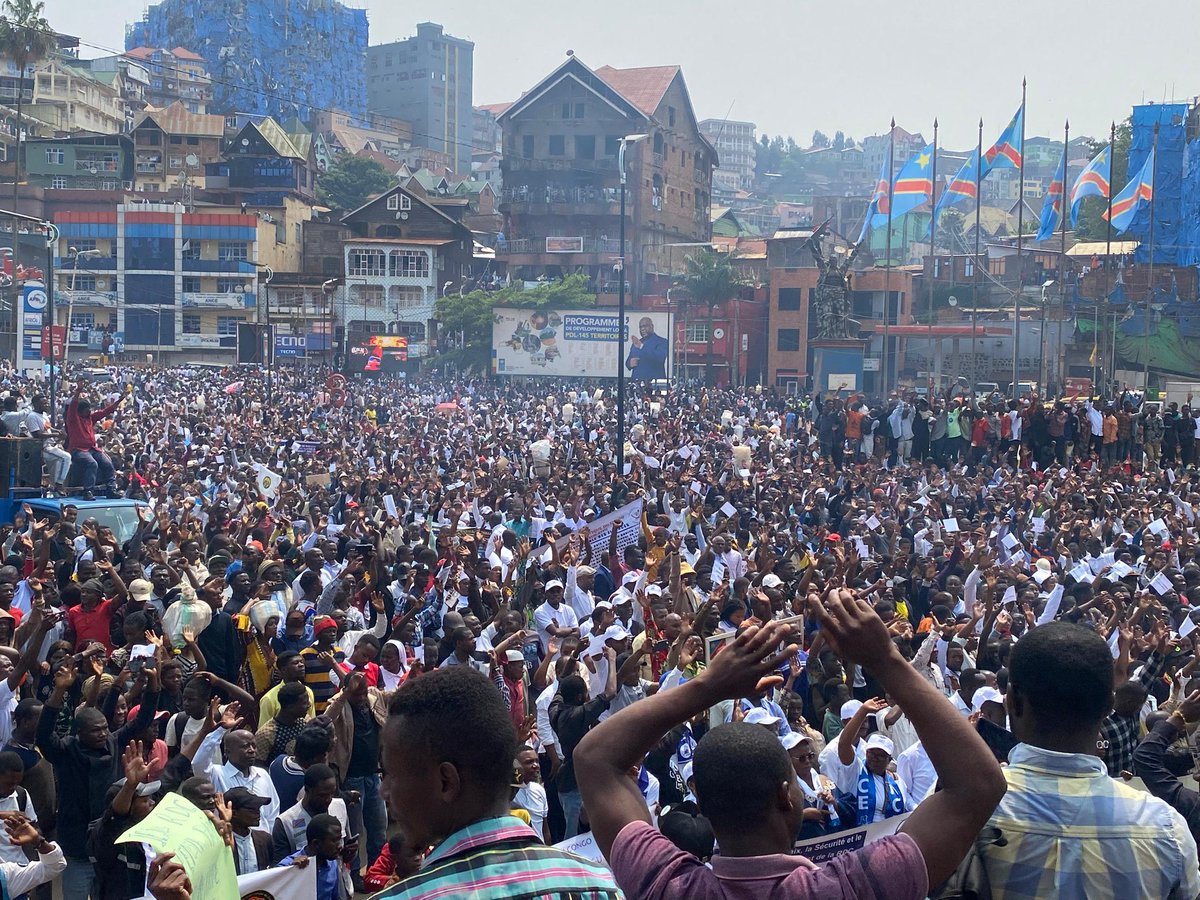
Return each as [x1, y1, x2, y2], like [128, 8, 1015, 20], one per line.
[0, 363, 1191, 898]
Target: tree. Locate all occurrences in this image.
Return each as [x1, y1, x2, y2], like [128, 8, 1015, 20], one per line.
[811, 130, 830, 149]
[0, 0, 55, 256]
[315, 154, 393, 211]
[433, 273, 595, 374]
[833, 131, 846, 151]
[678, 250, 747, 386]
[939, 209, 965, 251]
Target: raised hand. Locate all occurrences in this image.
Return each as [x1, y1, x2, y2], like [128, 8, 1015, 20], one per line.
[147, 852, 192, 900]
[218, 701, 244, 731]
[694, 620, 799, 701]
[123, 740, 150, 786]
[809, 587, 899, 671]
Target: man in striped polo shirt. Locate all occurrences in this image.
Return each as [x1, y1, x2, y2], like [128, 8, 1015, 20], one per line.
[300, 616, 346, 714]
[378, 666, 620, 899]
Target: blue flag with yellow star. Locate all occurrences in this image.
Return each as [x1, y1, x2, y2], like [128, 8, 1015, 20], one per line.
[871, 143, 934, 229]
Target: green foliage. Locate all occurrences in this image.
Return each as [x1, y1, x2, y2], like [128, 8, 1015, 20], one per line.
[315, 154, 394, 212]
[0, 0, 55, 72]
[433, 273, 596, 374]
[677, 250, 748, 385]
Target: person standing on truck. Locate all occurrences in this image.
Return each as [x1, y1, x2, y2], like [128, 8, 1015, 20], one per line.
[65, 378, 126, 500]
[27, 395, 72, 492]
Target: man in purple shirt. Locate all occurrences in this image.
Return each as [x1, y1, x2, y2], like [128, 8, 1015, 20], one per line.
[575, 588, 1008, 899]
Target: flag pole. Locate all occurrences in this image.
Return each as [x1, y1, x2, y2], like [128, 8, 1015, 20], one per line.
[1057, 119, 1069, 396]
[928, 118, 938, 393]
[1143, 121, 1159, 396]
[972, 118, 982, 394]
[1104, 120, 1116, 392]
[882, 118, 895, 398]
[1012, 78, 1026, 399]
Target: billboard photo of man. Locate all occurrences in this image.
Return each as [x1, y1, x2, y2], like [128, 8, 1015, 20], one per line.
[626, 316, 668, 380]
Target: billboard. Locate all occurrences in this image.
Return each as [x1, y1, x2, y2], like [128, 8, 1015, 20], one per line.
[492, 308, 672, 379]
[345, 335, 408, 375]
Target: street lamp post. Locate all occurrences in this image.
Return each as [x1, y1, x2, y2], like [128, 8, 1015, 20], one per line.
[64, 247, 103, 368]
[616, 133, 647, 478]
[321, 278, 337, 367]
[254, 264, 274, 404]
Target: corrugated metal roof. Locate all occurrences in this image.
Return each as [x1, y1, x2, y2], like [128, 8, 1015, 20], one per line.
[476, 102, 512, 117]
[593, 65, 679, 117]
[772, 228, 815, 240]
[134, 101, 224, 137]
[1066, 240, 1139, 257]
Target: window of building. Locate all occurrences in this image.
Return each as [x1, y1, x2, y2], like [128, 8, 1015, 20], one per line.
[685, 322, 710, 344]
[217, 316, 241, 335]
[69, 275, 96, 292]
[169, 155, 182, 169]
[182, 276, 200, 293]
[217, 241, 247, 261]
[71, 239, 97, 254]
[391, 320, 426, 340]
[778, 288, 802, 311]
[45, 148, 63, 165]
[182, 314, 201, 334]
[348, 248, 386, 276]
[668, 106, 676, 127]
[575, 135, 595, 160]
[351, 284, 385, 307]
[225, 116, 238, 129]
[181, 240, 200, 259]
[389, 286, 424, 308]
[605, 136, 620, 157]
[169, 135, 182, 145]
[389, 250, 429, 278]
[216, 278, 247, 293]
[51, 176, 66, 189]
[522, 135, 534, 159]
[386, 194, 399, 210]
[548, 135, 565, 156]
[777, 329, 801, 352]
[69, 312, 94, 330]
[186, 136, 198, 145]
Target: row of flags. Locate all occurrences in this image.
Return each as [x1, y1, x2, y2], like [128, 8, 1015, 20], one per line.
[859, 103, 1156, 245]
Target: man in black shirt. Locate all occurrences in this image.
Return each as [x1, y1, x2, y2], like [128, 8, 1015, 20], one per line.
[326, 671, 388, 890]
[548, 647, 618, 838]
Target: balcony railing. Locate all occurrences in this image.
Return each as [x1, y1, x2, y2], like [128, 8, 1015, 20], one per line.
[497, 237, 629, 255]
[135, 162, 162, 173]
[75, 159, 119, 172]
[501, 185, 620, 205]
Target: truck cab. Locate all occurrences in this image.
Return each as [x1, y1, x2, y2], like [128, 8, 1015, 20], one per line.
[0, 495, 148, 545]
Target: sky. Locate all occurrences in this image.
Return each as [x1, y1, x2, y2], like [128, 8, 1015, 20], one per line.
[46, 0, 1196, 150]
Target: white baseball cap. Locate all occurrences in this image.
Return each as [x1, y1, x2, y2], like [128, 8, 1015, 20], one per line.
[780, 731, 813, 751]
[839, 699, 864, 721]
[971, 686, 1005, 712]
[545, 579, 564, 592]
[602, 625, 631, 643]
[762, 574, 784, 589]
[744, 708, 781, 727]
[864, 733, 895, 756]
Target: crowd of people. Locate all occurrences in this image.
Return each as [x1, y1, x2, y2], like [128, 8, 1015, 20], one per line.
[0, 363, 1190, 898]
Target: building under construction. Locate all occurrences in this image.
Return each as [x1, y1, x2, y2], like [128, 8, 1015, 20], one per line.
[126, 0, 368, 120]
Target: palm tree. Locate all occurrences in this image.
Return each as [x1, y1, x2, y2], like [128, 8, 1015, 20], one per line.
[0, 0, 55, 246]
[679, 249, 746, 386]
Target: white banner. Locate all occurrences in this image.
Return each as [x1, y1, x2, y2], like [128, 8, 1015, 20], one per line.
[534, 498, 643, 566]
[492, 307, 672, 380]
[791, 812, 910, 863]
[141, 862, 316, 900]
[235, 863, 317, 898]
[553, 831, 608, 866]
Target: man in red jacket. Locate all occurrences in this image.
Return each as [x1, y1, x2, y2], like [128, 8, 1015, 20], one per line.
[65, 378, 126, 499]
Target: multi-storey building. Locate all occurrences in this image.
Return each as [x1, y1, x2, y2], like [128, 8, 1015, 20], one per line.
[27, 57, 126, 135]
[366, 23, 474, 176]
[122, 47, 212, 114]
[340, 182, 475, 363]
[127, 0, 367, 120]
[861, 126, 926, 177]
[130, 102, 225, 193]
[699, 118, 756, 196]
[204, 117, 318, 205]
[23, 134, 134, 191]
[495, 54, 715, 299]
[52, 202, 269, 360]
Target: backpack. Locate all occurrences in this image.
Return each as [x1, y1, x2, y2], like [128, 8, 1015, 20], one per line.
[928, 825, 1005, 900]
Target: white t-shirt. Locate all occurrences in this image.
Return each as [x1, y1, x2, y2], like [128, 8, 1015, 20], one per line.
[514, 782, 548, 841]
[0, 682, 17, 747]
[0, 787, 36, 864]
[533, 601, 578, 655]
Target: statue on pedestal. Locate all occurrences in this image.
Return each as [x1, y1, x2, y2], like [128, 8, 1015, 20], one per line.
[807, 227, 863, 340]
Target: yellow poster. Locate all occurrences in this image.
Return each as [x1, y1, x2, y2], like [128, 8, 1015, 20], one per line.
[117, 792, 238, 900]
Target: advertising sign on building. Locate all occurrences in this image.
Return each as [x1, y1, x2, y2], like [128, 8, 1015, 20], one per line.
[492, 308, 672, 380]
[275, 334, 307, 358]
[545, 236, 584, 253]
[18, 282, 47, 373]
